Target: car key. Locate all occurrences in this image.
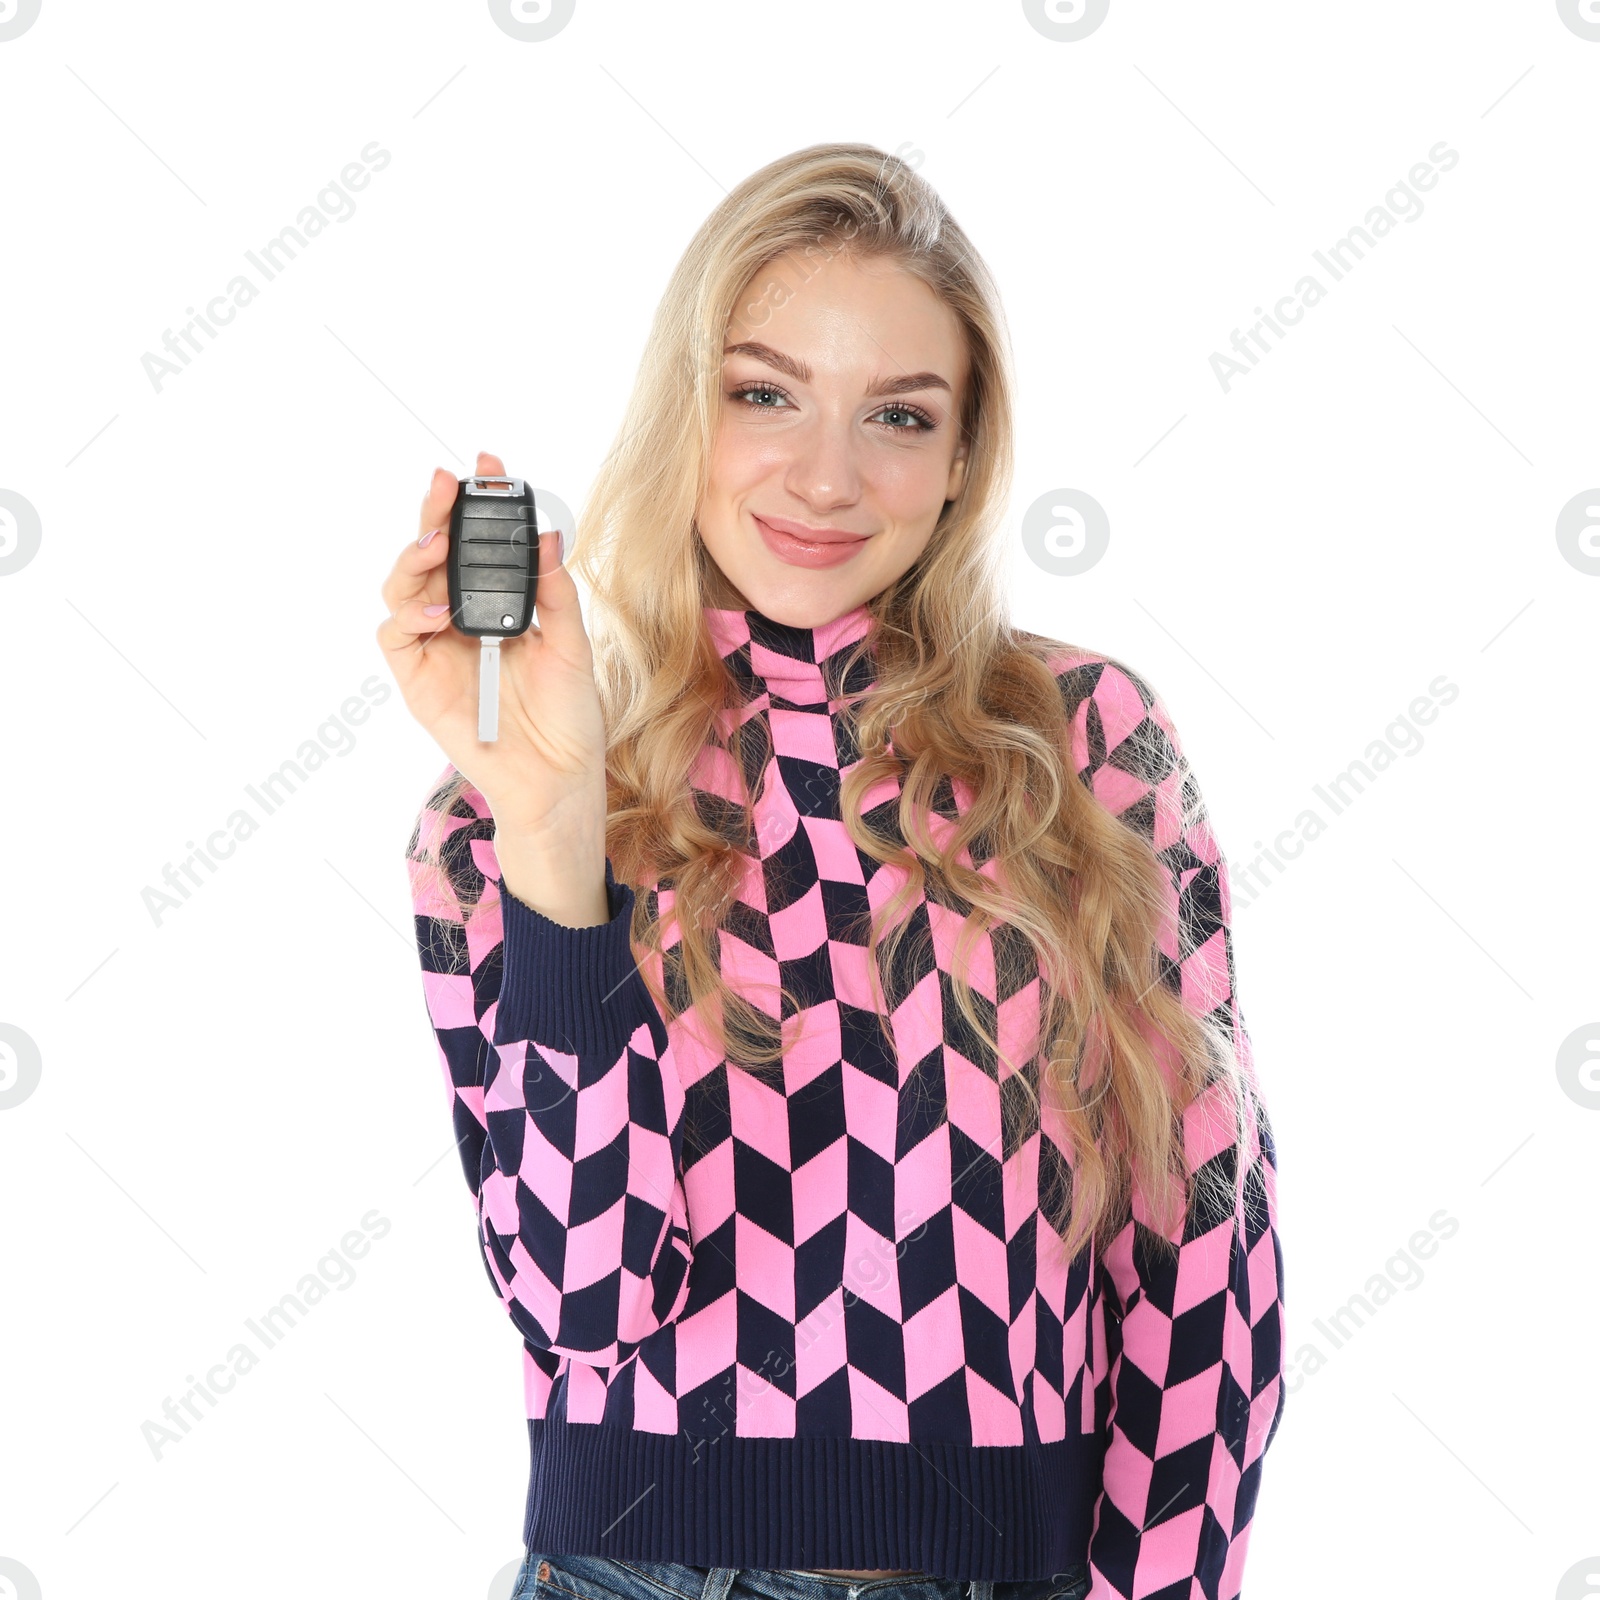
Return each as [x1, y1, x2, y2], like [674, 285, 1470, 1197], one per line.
[446, 474, 540, 741]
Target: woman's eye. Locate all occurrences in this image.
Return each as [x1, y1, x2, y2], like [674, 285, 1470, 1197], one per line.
[874, 404, 936, 432]
[729, 383, 790, 410]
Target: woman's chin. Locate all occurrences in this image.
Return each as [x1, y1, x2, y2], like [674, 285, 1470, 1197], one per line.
[732, 586, 855, 629]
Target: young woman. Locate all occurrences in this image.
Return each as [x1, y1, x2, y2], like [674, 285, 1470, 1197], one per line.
[380, 143, 1286, 1600]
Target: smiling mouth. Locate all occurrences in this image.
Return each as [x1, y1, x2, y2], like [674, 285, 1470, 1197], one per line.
[754, 514, 872, 568]
[753, 514, 870, 546]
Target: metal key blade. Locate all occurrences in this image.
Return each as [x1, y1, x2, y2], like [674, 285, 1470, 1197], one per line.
[477, 636, 501, 742]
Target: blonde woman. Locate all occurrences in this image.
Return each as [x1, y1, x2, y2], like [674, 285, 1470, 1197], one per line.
[381, 143, 1286, 1600]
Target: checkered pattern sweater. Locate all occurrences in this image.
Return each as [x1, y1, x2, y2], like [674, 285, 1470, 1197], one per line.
[406, 601, 1285, 1596]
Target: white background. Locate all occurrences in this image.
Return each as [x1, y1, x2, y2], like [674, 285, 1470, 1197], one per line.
[1, 2, 1596, 1597]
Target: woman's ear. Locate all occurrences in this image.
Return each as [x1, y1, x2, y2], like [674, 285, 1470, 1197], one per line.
[945, 442, 970, 502]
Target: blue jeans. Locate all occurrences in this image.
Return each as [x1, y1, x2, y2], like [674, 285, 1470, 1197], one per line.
[509, 1551, 1093, 1600]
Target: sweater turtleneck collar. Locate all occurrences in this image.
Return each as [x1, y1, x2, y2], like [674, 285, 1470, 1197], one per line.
[705, 600, 876, 701]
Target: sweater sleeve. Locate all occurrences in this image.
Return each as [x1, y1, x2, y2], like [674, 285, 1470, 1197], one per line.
[405, 764, 695, 1368]
[1061, 660, 1287, 1600]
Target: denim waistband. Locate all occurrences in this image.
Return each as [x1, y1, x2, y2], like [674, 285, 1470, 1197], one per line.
[526, 1549, 1091, 1600]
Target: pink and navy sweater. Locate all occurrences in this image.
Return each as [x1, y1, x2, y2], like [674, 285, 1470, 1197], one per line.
[406, 601, 1286, 1597]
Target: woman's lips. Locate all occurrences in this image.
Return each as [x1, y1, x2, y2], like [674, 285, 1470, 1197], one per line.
[754, 514, 870, 570]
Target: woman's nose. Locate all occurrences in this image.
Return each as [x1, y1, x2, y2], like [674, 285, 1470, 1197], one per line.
[782, 419, 864, 505]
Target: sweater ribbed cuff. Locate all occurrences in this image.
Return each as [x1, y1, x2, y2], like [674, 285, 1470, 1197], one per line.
[493, 857, 654, 1061]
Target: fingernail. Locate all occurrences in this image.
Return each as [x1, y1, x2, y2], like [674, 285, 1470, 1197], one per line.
[419, 527, 440, 547]
[423, 603, 449, 616]
[558, 527, 567, 564]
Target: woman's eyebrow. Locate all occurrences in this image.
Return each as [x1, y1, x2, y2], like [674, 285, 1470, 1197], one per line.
[723, 340, 952, 397]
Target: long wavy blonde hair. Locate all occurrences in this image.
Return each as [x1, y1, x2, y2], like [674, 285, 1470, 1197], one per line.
[410, 141, 1262, 1273]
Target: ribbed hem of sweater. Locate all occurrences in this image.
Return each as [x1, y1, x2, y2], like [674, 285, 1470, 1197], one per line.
[493, 857, 655, 1061]
[520, 1421, 1104, 1583]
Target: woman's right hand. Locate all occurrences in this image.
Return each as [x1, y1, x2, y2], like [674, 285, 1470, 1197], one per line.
[376, 451, 608, 847]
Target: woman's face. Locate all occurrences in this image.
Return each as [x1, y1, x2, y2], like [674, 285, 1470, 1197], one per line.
[695, 248, 971, 628]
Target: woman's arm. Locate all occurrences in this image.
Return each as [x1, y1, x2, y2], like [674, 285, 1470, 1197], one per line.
[407, 764, 695, 1368]
[1060, 658, 1287, 1600]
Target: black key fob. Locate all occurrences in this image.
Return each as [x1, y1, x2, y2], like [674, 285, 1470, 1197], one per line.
[446, 475, 539, 637]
